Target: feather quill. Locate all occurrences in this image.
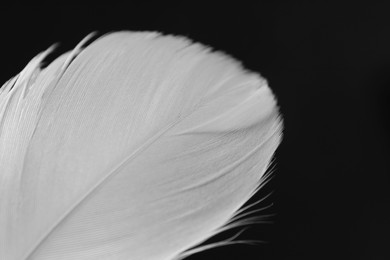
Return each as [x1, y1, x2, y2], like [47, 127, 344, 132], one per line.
[0, 31, 283, 260]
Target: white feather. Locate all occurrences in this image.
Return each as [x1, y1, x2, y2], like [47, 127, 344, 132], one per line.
[0, 31, 283, 260]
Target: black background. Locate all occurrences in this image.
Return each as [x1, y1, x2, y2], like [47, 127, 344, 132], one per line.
[1, 1, 389, 259]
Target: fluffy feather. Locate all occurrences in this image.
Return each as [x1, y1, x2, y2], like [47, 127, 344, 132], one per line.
[0, 31, 283, 260]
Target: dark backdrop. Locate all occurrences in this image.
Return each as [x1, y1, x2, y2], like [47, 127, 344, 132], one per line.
[0, 1, 389, 259]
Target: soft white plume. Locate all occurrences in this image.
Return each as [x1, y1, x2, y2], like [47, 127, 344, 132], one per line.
[0, 31, 283, 260]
